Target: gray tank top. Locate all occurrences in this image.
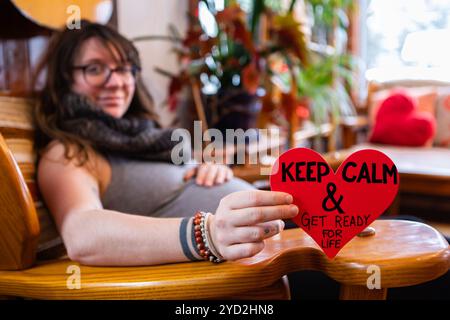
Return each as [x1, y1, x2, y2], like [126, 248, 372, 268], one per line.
[100, 154, 192, 216]
[100, 154, 255, 218]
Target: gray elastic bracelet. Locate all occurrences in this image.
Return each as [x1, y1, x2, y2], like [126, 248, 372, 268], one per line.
[180, 217, 198, 261]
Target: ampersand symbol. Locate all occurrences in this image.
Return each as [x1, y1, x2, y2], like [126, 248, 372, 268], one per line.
[322, 182, 344, 214]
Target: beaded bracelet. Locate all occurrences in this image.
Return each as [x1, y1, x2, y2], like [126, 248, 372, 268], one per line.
[193, 211, 224, 263]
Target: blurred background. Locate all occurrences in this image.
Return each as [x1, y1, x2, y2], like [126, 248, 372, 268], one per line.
[0, 0, 449, 299]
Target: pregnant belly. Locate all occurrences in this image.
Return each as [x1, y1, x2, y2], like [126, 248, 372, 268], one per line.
[101, 160, 195, 215]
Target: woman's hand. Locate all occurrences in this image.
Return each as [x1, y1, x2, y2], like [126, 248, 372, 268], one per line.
[209, 190, 298, 261]
[184, 163, 234, 187]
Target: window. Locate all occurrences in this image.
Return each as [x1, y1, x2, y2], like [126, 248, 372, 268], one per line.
[361, 0, 450, 82]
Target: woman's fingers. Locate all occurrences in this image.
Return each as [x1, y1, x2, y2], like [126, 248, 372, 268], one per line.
[215, 166, 228, 184]
[225, 167, 233, 181]
[223, 220, 285, 245]
[221, 190, 293, 210]
[210, 190, 297, 261]
[221, 242, 265, 261]
[183, 167, 197, 181]
[204, 164, 219, 186]
[259, 219, 285, 235]
[195, 164, 209, 185]
[229, 204, 298, 227]
[195, 164, 232, 186]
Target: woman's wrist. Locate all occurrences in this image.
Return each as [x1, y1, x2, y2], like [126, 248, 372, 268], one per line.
[192, 211, 225, 263]
[178, 211, 226, 263]
[204, 213, 225, 261]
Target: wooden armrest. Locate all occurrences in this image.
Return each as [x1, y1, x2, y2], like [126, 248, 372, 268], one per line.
[0, 220, 448, 300]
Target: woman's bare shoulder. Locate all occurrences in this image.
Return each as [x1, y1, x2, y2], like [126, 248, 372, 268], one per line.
[38, 140, 110, 182]
[39, 140, 70, 163]
[37, 141, 107, 221]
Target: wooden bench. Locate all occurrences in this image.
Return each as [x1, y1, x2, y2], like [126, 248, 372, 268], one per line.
[0, 96, 449, 300]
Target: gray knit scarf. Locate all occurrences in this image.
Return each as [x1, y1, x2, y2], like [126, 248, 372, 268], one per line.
[59, 93, 181, 162]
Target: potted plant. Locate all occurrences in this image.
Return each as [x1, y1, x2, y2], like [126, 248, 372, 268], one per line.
[158, 0, 309, 140]
[148, 0, 355, 150]
[260, 0, 356, 149]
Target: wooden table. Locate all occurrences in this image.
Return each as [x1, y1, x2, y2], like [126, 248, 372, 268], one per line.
[325, 143, 450, 194]
[234, 143, 450, 194]
[0, 220, 448, 300]
[325, 144, 450, 215]
[233, 143, 450, 215]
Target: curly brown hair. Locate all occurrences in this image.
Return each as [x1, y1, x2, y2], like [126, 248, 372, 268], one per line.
[33, 20, 159, 165]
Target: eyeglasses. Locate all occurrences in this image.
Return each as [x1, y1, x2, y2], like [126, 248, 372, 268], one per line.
[72, 62, 140, 87]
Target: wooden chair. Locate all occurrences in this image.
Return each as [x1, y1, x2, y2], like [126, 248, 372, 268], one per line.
[0, 96, 449, 300]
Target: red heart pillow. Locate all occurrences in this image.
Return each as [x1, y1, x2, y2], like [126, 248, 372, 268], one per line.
[369, 91, 436, 146]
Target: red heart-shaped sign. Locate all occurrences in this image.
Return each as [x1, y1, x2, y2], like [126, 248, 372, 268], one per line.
[270, 148, 399, 259]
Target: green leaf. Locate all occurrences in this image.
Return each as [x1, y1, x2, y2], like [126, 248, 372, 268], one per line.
[250, 0, 265, 39]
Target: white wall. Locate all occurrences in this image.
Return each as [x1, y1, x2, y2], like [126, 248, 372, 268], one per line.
[117, 0, 188, 126]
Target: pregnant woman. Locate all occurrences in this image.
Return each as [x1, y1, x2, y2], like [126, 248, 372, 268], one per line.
[34, 21, 298, 266]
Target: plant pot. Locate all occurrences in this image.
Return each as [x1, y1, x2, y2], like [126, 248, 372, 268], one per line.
[205, 88, 262, 144]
